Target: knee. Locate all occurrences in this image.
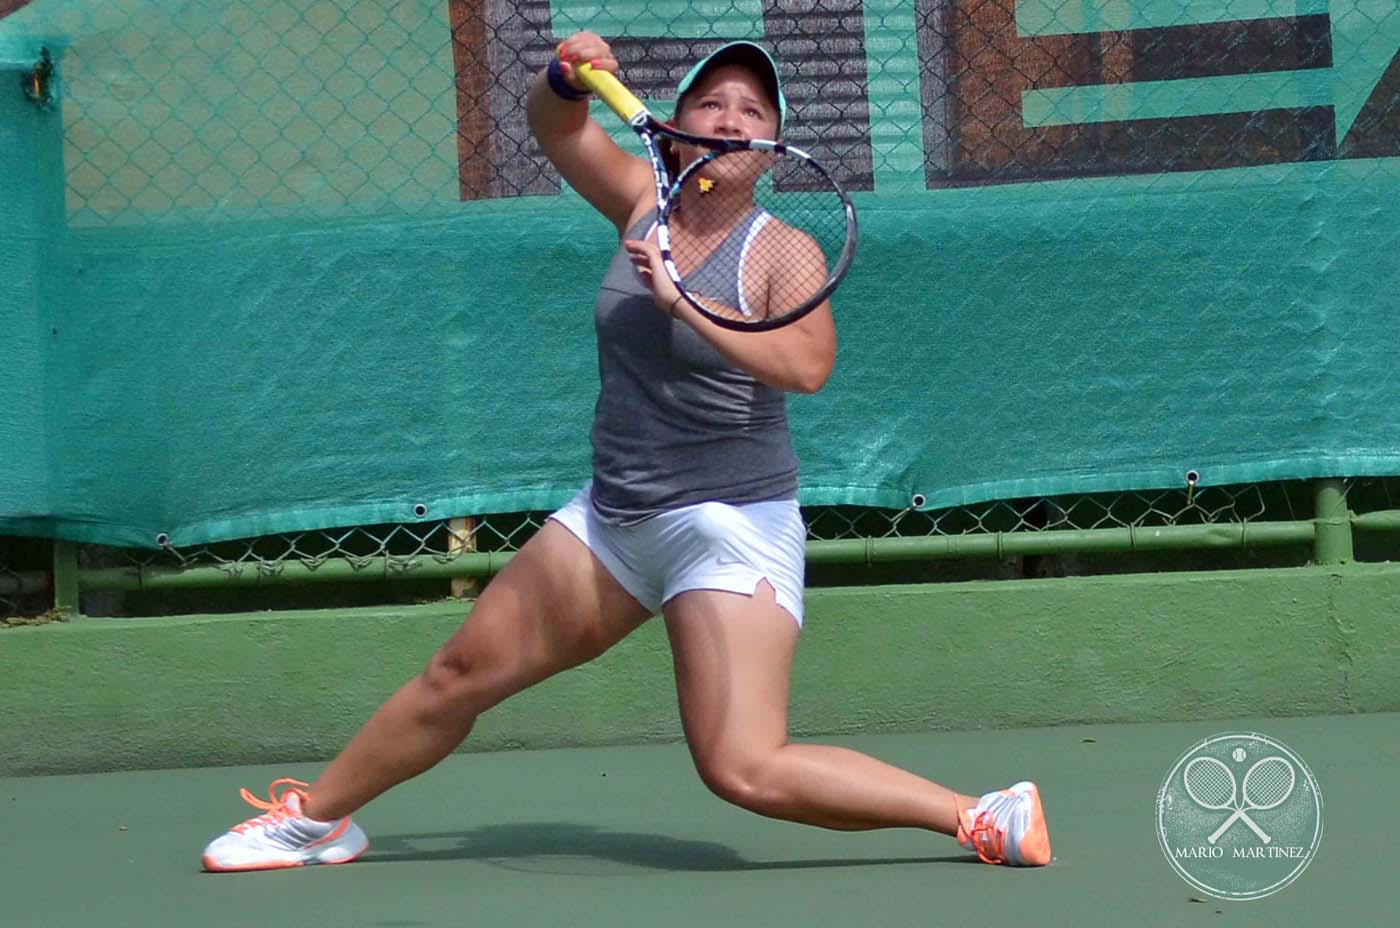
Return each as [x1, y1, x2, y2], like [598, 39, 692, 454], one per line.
[422, 644, 472, 693]
[418, 643, 515, 716]
[416, 608, 615, 716]
[694, 752, 784, 815]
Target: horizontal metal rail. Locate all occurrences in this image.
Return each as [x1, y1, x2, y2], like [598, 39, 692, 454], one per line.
[75, 519, 1326, 593]
[1351, 509, 1400, 531]
[804, 520, 1318, 564]
[78, 551, 518, 592]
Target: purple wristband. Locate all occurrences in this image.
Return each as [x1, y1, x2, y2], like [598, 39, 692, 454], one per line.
[547, 58, 590, 102]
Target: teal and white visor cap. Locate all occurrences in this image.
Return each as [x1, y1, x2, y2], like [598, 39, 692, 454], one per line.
[674, 41, 787, 131]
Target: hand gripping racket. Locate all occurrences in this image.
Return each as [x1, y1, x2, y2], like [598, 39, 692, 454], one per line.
[574, 63, 857, 332]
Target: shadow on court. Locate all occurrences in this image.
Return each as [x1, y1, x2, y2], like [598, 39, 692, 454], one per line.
[2, 713, 1395, 928]
[369, 822, 973, 871]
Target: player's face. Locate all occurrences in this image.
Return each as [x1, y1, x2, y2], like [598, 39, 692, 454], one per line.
[676, 64, 780, 141]
[673, 65, 780, 190]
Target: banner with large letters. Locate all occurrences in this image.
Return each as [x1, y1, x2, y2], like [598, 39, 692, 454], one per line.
[2, 1, 1397, 547]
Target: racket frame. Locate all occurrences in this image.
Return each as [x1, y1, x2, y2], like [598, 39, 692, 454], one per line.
[1183, 755, 1272, 844]
[574, 63, 857, 332]
[1206, 756, 1296, 845]
[1182, 756, 1237, 810]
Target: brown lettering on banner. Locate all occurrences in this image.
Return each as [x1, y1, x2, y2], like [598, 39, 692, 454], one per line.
[1342, 49, 1400, 158]
[762, 0, 875, 191]
[447, 2, 877, 200]
[531, 5, 878, 192]
[450, 0, 560, 201]
[449, 0, 491, 200]
[916, 0, 1335, 187]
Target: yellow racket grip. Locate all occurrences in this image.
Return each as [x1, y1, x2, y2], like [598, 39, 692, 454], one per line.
[573, 62, 648, 125]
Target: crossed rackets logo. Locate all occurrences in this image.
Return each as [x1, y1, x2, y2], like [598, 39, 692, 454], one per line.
[1183, 754, 1296, 845]
[1156, 731, 1323, 901]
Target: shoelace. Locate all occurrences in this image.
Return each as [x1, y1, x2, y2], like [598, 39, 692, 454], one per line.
[230, 777, 312, 834]
[965, 809, 1008, 865]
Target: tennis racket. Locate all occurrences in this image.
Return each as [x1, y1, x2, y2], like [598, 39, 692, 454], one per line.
[573, 62, 857, 332]
[1182, 756, 1272, 844]
[1206, 756, 1295, 845]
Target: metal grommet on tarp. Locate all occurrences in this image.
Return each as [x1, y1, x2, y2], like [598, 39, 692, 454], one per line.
[21, 47, 55, 109]
[1185, 470, 1201, 506]
[155, 533, 188, 567]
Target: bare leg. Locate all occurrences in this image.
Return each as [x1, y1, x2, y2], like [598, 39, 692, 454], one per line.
[303, 522, 652, 820]
[664, 582, 975, 835]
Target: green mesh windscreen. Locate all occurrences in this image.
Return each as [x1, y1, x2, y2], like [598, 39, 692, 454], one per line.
[1, 32, 56, 531]
[1, 1, 1398, 548]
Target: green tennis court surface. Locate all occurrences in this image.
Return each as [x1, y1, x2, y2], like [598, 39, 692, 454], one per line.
[4, 713, 1394, 927]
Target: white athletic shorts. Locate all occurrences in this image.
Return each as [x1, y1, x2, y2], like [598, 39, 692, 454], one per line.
[548, 484, 807, 627]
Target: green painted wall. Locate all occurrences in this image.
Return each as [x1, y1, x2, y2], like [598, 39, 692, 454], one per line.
[3, 565, 1398, 776]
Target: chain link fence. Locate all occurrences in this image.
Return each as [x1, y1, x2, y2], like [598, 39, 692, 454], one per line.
[0, 478, 1369, 618]
[6, 478, 1400, 620]
[93, 482, 1289, 571]
[3, 0, 1392, 224]
[99, 480, 1289, 572]
[4, 3, 1398, 620]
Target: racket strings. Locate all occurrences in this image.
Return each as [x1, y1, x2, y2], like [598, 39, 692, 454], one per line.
[1184, 758, 1236, 806]
[751, 156, 847, 312]
[667, 149, 849, 324]
[1242, 759, 1295, 806]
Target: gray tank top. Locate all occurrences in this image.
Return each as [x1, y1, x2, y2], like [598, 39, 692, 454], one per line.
[589, 208, 799, 524]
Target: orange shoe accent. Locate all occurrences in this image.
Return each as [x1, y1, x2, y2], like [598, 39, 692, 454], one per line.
[958, 808, 1008, 865]
[956, 784, 1053, 867]
[202, 777, 368, 873]
[305, 816, 352, 848]
[229, 777, 313, 835]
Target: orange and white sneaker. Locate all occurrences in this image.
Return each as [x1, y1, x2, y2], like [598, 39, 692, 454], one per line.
[201, 777, 368, 872]
[956, 780, 1052, 867]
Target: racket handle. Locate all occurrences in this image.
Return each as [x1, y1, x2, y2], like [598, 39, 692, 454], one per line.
[573, 63, 648, 125]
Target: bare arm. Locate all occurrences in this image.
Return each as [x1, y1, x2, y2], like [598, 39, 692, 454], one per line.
[525, 34, 653, 232]
[675, 298, 836, 395]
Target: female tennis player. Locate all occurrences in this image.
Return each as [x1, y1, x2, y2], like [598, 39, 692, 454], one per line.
[200, 34, 1051, 872]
